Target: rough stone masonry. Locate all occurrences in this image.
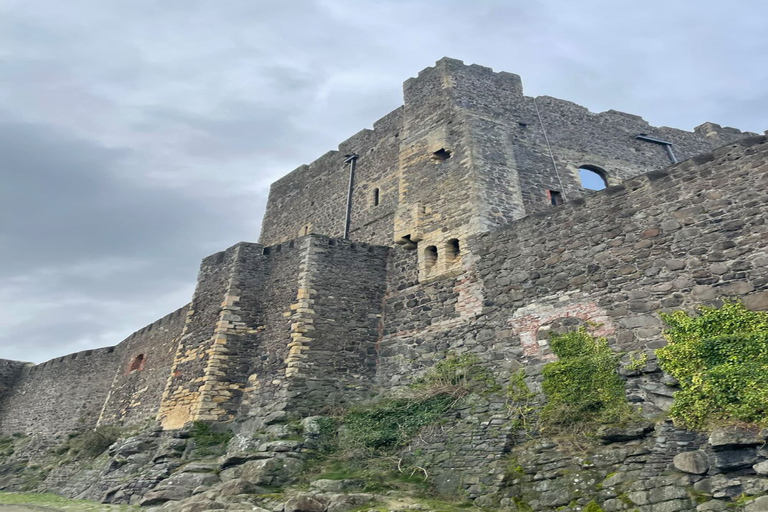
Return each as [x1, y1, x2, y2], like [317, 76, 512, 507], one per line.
[0, 58, 765, 499]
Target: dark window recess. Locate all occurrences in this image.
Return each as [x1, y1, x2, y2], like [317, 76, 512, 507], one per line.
[373, 188, 380, 206]
[431, 148, 452, 162]
[303, 225, 309, 235]
[425, 245, 438, 269]
[518, 122, 528, 128]
[263, 247, 271, 255]
[549, 190, 563, 206]
[447, 238, 460, 261]
[129, 354, 145, 372]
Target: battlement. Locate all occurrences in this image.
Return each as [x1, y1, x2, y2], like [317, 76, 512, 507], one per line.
[33, 345, 116, 370]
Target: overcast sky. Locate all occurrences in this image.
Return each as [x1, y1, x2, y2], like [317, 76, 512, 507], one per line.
[1, 0, 766, 363]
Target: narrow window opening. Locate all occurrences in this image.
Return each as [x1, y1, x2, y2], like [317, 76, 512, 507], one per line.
[446, 238, 460, 261]
[518, 122, 528, 129]
[303, 225, 309, 236]
[263, 247, 271, 255]
[372, 188, 380, 206]
[549, 190, 563, 206]
[329, 239, 336, 246]
[424, 246, 438, 269]
[578, 166, 608, 190]
[129, 354, 145, 372]
[431, 148, 452, 162]
[275, 244, 282, 253]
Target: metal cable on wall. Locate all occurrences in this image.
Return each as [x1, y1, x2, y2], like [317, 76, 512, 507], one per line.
[533, 97, 567, 200]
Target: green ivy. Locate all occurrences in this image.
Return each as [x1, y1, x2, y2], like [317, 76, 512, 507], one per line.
[540, 327, 633, 431]
[343, 394, 455, 450]
[335, 353, 495, 452]
[507, 370, 539, 434]
[657, 300, 768, 429]
[410, 353, 500, 395]
[190, 421, 233, 455]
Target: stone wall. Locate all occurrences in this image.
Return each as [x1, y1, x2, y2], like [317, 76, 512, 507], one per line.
[158, 236, 391, 430]
[258, 108, 403, 248]
[380, 134, 768, 386]
[157, 243, 264, 429]
[374, 135, 768, 499]
[0, 347, 119, 435]
[234, 239, 307, 425]
[98, 305, 190, 427]
[281, 236, 390, 417]
[0, 360, 26, 401]
[0, 305, 192, 435]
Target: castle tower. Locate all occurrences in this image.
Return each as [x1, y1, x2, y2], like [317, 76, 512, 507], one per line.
[260, 58, 746, 284]
[393, 58, 529, 281]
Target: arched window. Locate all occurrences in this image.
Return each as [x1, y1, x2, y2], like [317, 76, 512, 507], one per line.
[446, 239, 460, 262]
[424, 245, 438, 270]
[578, 166, 608, 190]
[129, 354, 145, 372]
[372, 188, 380, 206]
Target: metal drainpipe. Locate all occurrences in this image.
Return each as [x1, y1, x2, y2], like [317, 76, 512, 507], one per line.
[343, 153, 359, 239]
[635, 134, 678, 164]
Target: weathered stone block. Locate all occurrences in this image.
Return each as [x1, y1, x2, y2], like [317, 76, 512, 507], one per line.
[673, 450, 710, 475]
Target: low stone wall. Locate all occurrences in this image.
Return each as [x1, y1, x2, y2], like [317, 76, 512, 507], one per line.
[98, 305, 190, 427]
[0, 360, 25, 401]
[0, 347, 119, 435]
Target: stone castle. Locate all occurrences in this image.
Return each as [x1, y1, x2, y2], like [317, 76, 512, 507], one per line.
[1, 57, 766, 452]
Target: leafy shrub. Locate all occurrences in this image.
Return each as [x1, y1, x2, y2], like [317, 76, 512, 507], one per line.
[343, 394, 455, 450]
[540, 327, 632, 431]
[411, 353, 499, 397]
[191, 421, 233, 453]
[342, 353, 497, 451]
[312, 416, 340, 454]
[66, 426, 122, 459]
[507, 370, 539, 435]
[657, 300, 768, 429]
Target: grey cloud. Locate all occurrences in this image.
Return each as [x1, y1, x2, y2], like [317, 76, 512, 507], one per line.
[0, 119, 262, 361]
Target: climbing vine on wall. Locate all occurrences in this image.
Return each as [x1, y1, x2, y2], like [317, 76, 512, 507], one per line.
[657, 300, 768, 430]
[342, 353, 498, 451]
[540, 327, 633, 432]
